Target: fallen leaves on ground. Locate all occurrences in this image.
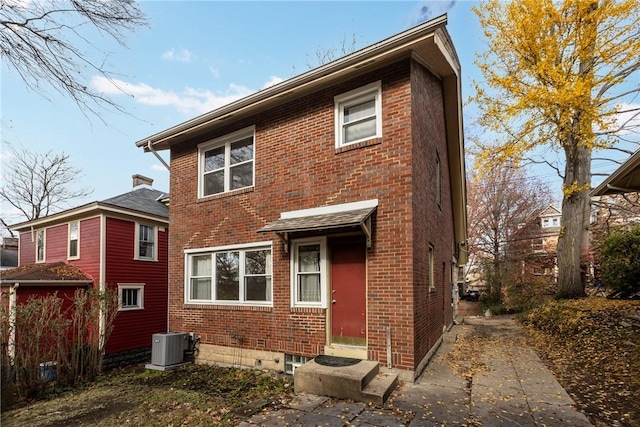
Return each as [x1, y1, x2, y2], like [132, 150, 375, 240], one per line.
[518, 298, 640, 427]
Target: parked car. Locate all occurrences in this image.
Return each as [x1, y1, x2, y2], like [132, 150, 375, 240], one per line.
[464, 290, 480, 301]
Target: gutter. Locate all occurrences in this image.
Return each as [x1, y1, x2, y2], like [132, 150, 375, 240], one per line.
[135, 15, 450, 150]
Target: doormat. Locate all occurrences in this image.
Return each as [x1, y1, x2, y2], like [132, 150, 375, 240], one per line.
[314, 355, 361, 367]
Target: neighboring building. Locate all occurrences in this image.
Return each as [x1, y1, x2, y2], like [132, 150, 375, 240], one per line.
[0, 237, 18, 270]
[591, 148, 640, 196]
[509, 205, 561, 284]
[0, 177, 169, 366]
[135, 17, 467, 381]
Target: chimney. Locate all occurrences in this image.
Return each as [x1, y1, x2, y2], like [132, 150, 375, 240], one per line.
[132, 174, 153, 188]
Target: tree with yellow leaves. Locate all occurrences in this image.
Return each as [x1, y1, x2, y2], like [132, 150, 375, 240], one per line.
[471, 0, 640, 298]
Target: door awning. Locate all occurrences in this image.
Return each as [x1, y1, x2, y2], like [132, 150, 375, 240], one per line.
[258, 199, 377, 252]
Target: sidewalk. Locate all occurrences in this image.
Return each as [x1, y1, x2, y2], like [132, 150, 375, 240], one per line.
[238, 315, 592, 426]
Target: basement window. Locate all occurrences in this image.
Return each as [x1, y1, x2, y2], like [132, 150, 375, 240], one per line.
[284, 354, 309, 375]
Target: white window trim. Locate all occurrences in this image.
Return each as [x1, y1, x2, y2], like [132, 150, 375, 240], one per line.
[135, 222, 158, 261]
[35, 229, 46, 263]
[118, 283, 145, 311]
[198, 126, 256, 198]
[334, 81, 382, 148]
[184, 241, 273, 306]
[290, 237, 328, 308]
[68, 221, 80, 260]
[429, 244, 435, 292]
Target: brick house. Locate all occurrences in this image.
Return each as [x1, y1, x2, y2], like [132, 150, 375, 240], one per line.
[509, 206, 561, 282]
[135, 16, 467, 380]
[0, 177, 169, 366]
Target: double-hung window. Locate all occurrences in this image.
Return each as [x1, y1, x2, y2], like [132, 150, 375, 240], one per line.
[36, 229, 45, 263]
[199, 126, 255, 197]
[334, 81, 382, 148]
[118, 283, 144, 310]
[186, 244, 272, 305]
[291, 238, 327, 308]
[68, 221, 79, 259]
[136, 223, 156, 261]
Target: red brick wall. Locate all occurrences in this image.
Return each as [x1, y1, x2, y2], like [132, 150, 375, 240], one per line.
[168, 59, 457, 372]
[410, 61, 455, 365]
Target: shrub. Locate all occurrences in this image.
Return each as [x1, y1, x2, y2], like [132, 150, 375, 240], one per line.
[599, 224, 640, 297]
[0, 288, 118, 408]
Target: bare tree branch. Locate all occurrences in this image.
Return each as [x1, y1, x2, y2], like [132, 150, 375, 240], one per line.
[0, 144, 93, 223]
[0, 0, 147, 118]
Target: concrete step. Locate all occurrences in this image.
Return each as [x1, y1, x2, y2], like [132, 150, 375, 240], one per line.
[294, 358, 398, 404]
[362, 372, 399, 405]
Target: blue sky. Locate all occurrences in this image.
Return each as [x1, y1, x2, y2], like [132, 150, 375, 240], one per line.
[1, 1, 637, 226]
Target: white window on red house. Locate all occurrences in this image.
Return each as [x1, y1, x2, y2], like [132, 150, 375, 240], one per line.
[334, 81, 382, 148]
[36, 229, 45, 262]
[185, 244, 272, 305]
[291, 238, 327, 308]
[118, 283, 144, 310]
[68, 221, 79, 259]
[136, 223, 156, 261]
[198, 126, 255, 198]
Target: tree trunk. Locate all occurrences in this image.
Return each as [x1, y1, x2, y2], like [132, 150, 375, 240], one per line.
[557, 144, 591, 298]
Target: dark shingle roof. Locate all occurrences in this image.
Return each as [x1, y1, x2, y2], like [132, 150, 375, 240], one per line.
[258, 207, 376, 233]
[101, 187, 168, 218]
[0, 262, 92, 282]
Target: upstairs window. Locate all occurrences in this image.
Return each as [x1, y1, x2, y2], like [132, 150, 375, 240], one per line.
[334, 81, 382, 147]
[36, 229, 45, 263]
[68, 221, 79, 259]
[136, 223, 157, 261]
[436, 154, 442, 207]
[199, 126, 255, 197]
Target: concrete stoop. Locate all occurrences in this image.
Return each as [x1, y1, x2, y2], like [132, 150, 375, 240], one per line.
[293, 359, 398, 405]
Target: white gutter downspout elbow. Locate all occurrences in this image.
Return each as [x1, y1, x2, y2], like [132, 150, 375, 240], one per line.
[147, 141, 170, 171]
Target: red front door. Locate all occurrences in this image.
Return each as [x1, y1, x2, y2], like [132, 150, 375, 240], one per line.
[330, 242, 366, 346]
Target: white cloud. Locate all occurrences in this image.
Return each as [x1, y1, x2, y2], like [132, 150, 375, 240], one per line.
[613, 102, 640, 136]
[162, 48, 193, 63]
[210, 67, 221, 79]
[151, 164, 168, 172]
[92, 75, 285, 116]
[262, 76, 284, 89]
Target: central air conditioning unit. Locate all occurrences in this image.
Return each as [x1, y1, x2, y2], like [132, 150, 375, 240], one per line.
[150, 332, 189, 367]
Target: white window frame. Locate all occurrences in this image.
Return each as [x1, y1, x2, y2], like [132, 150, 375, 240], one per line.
[436, 153, 442, 207]
[35, 229, 45, 263]
[184, 242, 273, 306]
[68, 221, 80, 260]
[135, 222, 157, 261]
[118, 283, 145, 311]
[290, 237, 328, 308]
[429, 244, 435, 292]
[198, 126, 255, 198]
[334, 81, 382, 148]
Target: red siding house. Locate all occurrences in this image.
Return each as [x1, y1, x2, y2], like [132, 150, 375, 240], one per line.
[135, 17, 467, 381]
[0, 179, 169, 366]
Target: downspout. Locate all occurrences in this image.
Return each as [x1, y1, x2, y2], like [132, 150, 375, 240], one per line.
[147, 141, 170, 171]
[9, 283, 18, 361]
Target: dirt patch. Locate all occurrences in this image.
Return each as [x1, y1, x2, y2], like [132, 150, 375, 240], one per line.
[1, 364, 293, 427]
